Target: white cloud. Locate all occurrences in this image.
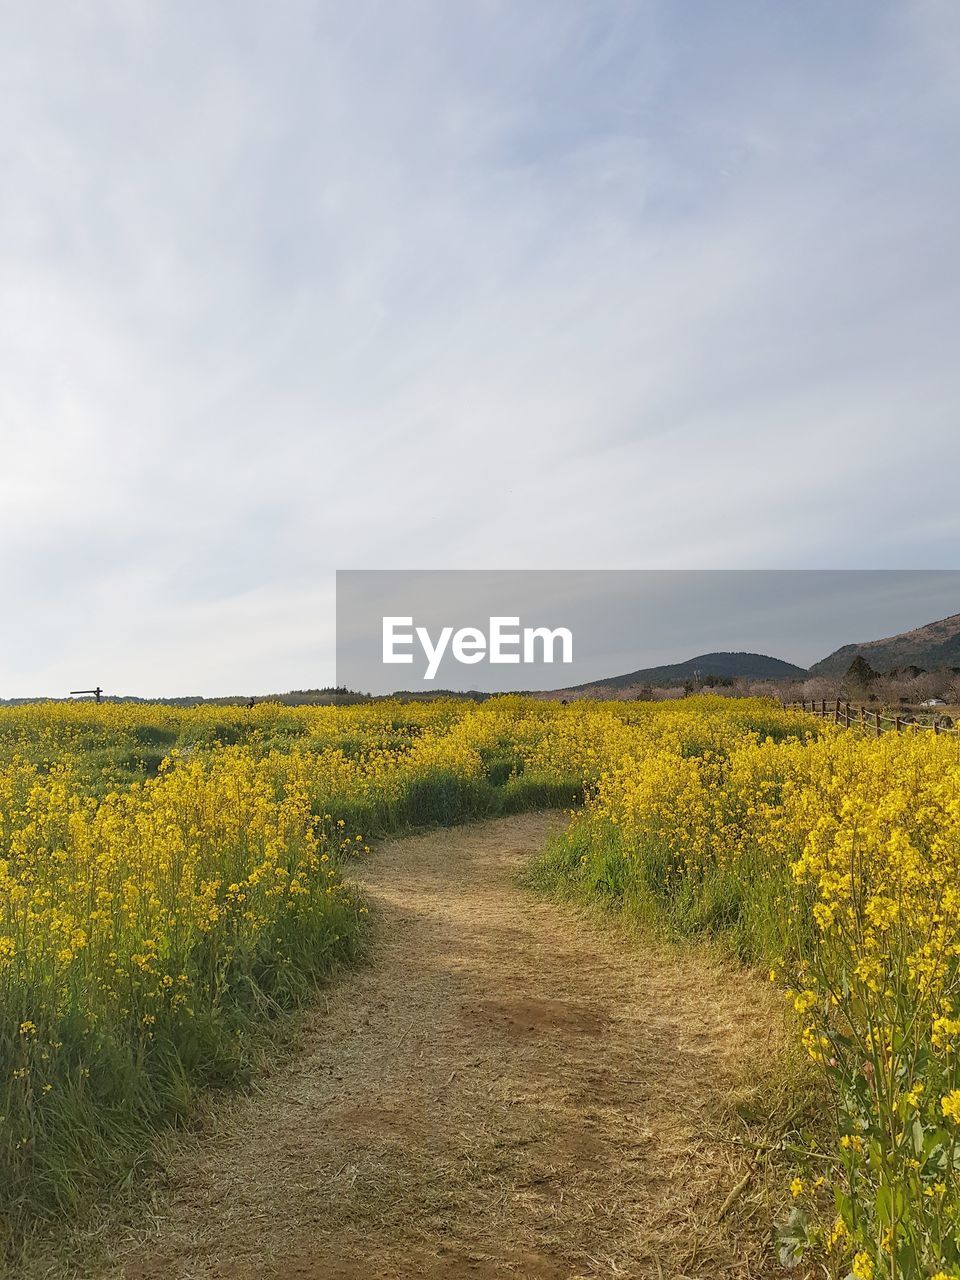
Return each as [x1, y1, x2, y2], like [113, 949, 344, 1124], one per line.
[1, 1, 958, 695]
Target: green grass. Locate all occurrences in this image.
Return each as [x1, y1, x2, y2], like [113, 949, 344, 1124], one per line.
[524, 813, 812, 968]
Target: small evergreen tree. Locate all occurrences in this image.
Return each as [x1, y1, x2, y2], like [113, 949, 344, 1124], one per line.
[846, 654, 878, 687]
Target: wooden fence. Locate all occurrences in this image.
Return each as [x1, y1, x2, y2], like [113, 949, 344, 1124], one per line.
[793, 698, 960, 737]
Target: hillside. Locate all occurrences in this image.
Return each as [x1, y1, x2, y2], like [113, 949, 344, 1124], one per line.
[810, 612, 960, 677]
[570, 651, 808, 693]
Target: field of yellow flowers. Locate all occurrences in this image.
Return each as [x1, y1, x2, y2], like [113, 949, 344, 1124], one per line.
[2, 694, 959, 1277]
[0, 696, 583, 1243]
[531, 699, 960, 1279]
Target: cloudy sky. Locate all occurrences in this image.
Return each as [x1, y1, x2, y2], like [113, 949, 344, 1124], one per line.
[2, 1, 959, 697]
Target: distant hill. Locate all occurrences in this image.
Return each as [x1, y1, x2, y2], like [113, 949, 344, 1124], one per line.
[810, 612, 960, 677]
[569, 651, 808, 693]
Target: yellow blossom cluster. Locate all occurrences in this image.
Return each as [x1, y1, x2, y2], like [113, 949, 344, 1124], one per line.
[550, 702, 960, 1276]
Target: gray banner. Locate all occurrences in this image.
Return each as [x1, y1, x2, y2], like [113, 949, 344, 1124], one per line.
[335, 570, 960, 695]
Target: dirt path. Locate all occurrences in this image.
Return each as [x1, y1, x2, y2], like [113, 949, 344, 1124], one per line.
[105, 814, 782, 1280]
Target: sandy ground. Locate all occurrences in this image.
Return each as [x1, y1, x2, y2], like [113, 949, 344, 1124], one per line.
[85, 813, 784, 1280]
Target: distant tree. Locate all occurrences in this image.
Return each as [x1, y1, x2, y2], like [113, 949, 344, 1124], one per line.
[803, 675, 843, 701]
[846, 655, 879, 688]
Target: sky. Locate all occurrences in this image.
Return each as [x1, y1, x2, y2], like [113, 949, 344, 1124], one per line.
[1, 1, 959, 697]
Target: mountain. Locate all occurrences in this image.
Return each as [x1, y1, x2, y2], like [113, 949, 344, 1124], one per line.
[810, 612, 960, 677]
[569, 651, 808, 693]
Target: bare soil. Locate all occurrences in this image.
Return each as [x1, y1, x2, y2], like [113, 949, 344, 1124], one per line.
[91, 814, 785, 1279]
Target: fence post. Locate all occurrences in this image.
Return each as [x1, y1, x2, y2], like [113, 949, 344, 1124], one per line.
[934, 719, 940, 736]
[821, 698, 827, 717]
[844, 701, 850, 727]
[874, 710, 881, 737]
[859, 705, 866, 731]
[895, 715, 901, 733]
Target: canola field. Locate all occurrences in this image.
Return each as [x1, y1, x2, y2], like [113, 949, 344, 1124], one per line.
[1, 696, 959, 1278]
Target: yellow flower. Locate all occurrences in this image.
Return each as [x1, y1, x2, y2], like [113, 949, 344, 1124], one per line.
[826, 1215, 849, 1247]
[852, 1252, 874, 1280]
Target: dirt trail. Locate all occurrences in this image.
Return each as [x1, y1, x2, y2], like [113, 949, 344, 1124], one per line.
[108, 814, 783, 1280]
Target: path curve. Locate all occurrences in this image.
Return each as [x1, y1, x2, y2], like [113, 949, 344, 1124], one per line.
[113, 814, 782, 1280]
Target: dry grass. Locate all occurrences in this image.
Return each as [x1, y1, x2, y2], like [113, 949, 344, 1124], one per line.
[15, 814, 791, 1280]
